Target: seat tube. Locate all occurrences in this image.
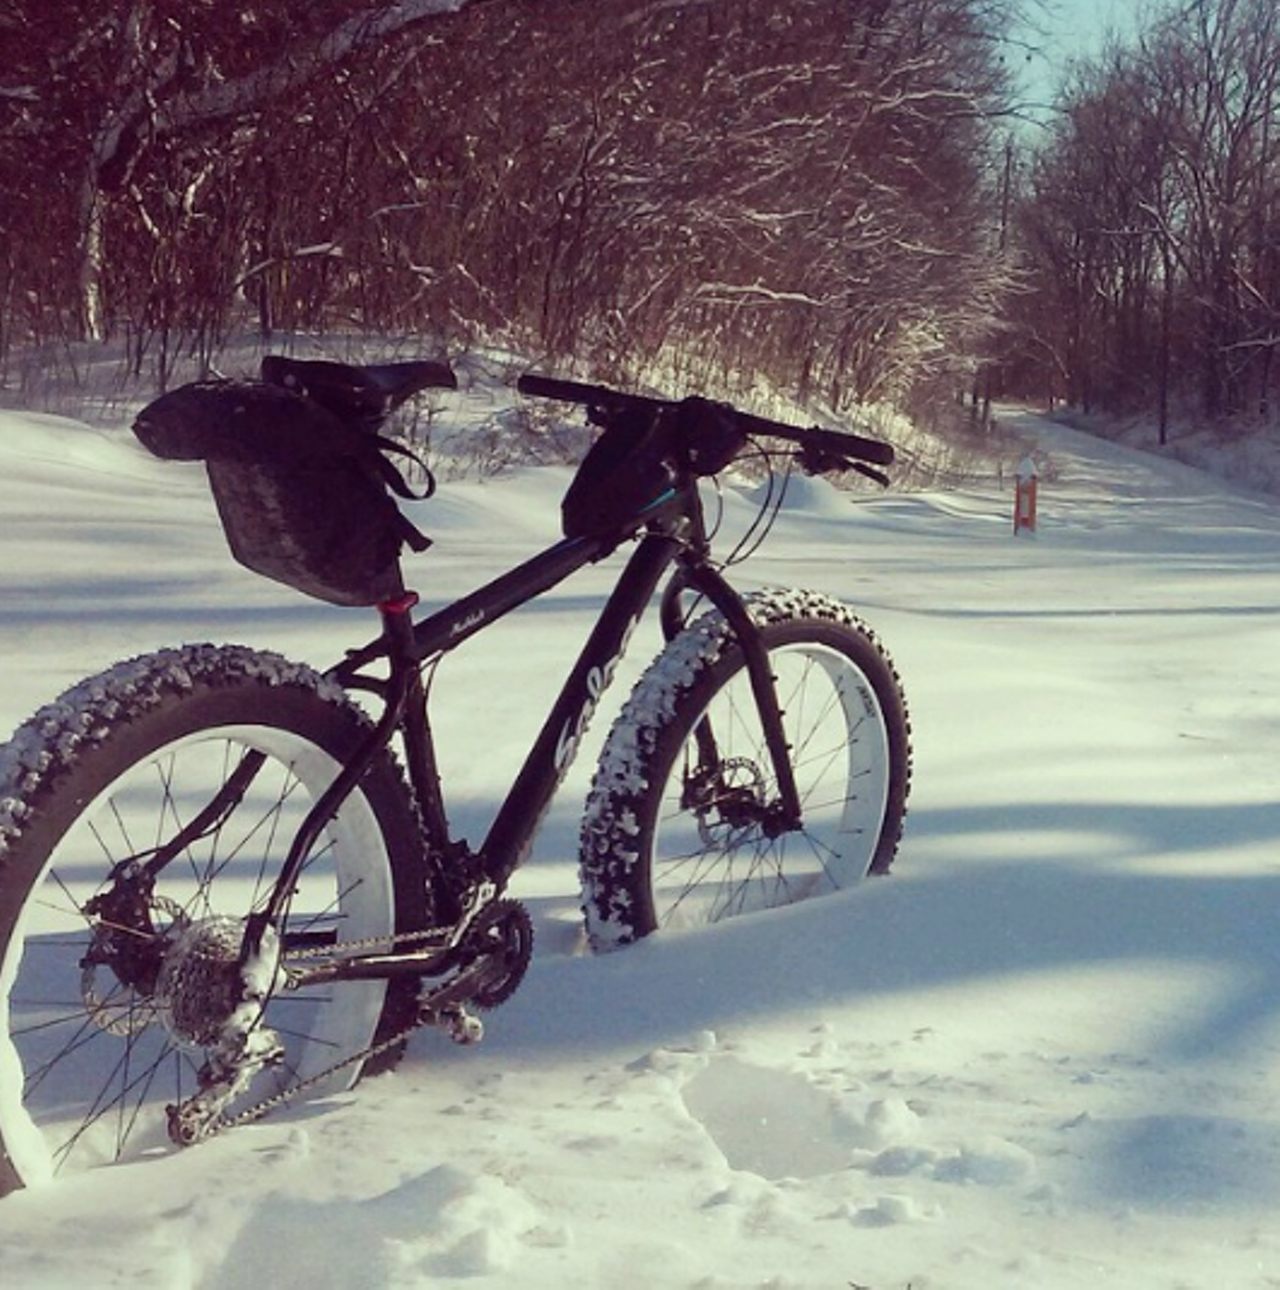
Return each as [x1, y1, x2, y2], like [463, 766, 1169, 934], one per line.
[258, 604, 416, 932]
[382, 594, 450, 845]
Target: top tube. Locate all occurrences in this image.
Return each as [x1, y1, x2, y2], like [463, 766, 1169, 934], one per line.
[332, 529, 614, 679]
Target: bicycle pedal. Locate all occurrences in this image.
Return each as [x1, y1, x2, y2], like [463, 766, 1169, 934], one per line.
[423, 1004, 484, 1046]
[449, 1010, 485, 1045]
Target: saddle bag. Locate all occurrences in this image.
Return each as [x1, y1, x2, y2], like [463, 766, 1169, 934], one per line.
[133, 379, 431, 607]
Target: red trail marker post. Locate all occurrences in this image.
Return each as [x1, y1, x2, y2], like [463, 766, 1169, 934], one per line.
[1013, 455, 1038, 536]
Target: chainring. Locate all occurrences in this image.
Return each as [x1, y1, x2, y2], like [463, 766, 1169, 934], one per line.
[465, 898, 535, 1009]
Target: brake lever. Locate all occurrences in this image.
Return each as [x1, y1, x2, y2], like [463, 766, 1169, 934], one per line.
[852, 461, 890, 488]
[796, 445, 890, 488]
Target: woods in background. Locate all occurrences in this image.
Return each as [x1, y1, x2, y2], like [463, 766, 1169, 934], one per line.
[0, 0, 1015, 422]
[1007, 0, 1280, 438]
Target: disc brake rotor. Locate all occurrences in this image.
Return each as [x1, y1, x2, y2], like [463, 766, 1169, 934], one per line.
[690, 756, 768, 845]
[80, 894, 188, 1037]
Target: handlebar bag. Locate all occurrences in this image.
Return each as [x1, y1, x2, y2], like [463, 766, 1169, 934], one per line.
[561, 405, 678, 539]
[134, 380, 430, 606]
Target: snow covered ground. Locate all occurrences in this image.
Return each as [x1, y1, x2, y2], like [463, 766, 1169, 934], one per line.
[3, 394, 1280, 1289]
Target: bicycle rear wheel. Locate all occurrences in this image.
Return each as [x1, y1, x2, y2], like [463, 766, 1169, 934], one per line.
[579, 590, 911, 948]
[0, 645, 426, 1195]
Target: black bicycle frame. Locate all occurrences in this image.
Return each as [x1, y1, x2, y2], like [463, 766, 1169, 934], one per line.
[413, 526, 681, 889]
[251, 480, 802, 973]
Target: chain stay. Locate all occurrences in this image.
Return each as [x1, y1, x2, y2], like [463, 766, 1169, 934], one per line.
[181, 899, 534, 1140]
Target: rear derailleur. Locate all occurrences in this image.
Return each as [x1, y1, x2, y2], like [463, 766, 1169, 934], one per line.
[78, 880, 287, 1146]
[80, 880, 535, 1145]
[163, 920, 286, 1146]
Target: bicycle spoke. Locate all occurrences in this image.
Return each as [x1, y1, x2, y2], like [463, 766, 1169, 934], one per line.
[629, 627, 901, 933]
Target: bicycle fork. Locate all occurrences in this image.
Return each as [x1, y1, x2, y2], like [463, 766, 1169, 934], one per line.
[660, 561, 803, 836]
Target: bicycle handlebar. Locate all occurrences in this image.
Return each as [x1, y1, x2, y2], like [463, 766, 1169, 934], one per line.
[516, 372, 894, 470]
[517, 372, 638, 409]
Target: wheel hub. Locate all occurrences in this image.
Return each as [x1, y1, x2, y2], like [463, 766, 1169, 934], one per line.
[687, 756, 772, 841]
[80, 893, 186, 1036]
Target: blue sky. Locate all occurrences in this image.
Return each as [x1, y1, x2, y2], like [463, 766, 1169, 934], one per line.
[1014, 0, 1152, 109]
[1045, 0, 1142, 54]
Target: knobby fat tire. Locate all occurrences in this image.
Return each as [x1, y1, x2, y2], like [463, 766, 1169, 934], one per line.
[0, 644, 426, 1194]
[578, 589, 911, 949]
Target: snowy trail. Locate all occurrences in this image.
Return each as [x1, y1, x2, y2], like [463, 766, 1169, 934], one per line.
[3, 405, 1280, 1288]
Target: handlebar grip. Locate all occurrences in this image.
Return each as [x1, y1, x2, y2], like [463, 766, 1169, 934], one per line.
[517, 372, 659, 411]
[736, 410, 894, 467]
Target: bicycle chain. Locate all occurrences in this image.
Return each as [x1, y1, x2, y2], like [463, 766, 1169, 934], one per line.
[202, 914, 508, 1136]
[215, 1014, 422, 1134]
[282, 924, 447, 962]
[201, 928, 447, 1136]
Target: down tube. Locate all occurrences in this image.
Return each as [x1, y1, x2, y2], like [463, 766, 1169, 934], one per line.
[482, 532, 679, 887]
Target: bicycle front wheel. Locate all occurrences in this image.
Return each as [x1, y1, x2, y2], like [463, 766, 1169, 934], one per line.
[0, 645, 426, 1196]
[579, 589, 911, 948]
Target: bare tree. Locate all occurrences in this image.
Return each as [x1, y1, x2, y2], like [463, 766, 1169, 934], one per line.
[1011, 0, 1280, 427]
[0, 0, 486, 349]
[3, 0, 1017, 427]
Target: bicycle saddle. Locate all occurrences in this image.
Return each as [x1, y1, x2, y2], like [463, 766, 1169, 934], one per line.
[262, 355, 457, 428]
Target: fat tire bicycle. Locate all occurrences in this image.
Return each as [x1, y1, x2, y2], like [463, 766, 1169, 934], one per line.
[0, 358, 911, 1195]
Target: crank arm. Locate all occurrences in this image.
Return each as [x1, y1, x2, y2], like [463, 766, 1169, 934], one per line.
[415, 955, 507, 1019]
